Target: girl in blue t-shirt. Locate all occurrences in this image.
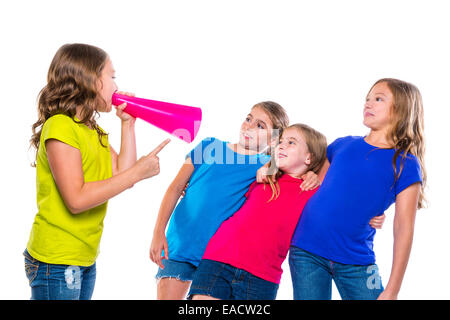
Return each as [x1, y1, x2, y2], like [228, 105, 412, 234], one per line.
[259, 78, 426, 300]
[149, 101, 296, 299]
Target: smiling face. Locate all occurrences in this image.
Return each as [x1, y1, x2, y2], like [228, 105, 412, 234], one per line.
[275, 127, 311, 177]
[97, 57, 118, 112]
[363, 81, 394, 131]
[239, 106, 274, 153]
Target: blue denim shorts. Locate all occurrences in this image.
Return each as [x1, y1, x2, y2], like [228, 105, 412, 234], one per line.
[188, 259, 279, 300]
[155, 259, 197, 282]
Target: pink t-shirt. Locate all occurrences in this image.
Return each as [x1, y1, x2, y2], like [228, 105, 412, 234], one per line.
[202, 174, 318, 284]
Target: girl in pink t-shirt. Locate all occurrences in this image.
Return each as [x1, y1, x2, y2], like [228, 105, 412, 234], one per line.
[188, 123, 385, 300]
[188, 123, 327, 300]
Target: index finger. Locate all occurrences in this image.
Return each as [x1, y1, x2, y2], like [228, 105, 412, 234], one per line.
[156, 252, 165, 269]
[150, 139, 171, 156]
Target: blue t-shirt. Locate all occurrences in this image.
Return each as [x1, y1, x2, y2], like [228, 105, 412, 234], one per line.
[291, 136, 422, 265]
[165, 137, 270, 266]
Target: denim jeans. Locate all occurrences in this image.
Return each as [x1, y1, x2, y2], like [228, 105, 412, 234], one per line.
[189, 259, 279, 300]
[24, 249, 96, 300]
[288, 246, 384, 300]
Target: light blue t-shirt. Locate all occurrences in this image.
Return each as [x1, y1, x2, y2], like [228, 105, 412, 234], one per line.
[291, 136, 422, 265]
[165, 137, 270, 266]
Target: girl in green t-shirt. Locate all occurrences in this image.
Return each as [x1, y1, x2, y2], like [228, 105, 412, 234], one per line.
[25, 43, 170, 300]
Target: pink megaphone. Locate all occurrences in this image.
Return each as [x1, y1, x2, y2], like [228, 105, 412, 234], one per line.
[112, 93, 202, 143]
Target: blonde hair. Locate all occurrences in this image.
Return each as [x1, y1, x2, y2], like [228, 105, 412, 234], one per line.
[30, 43, 109, 166]
[369, 78, 427, 209]
[253, 101, 289, 132]
[267, 123, 327, 202]
[252, 101, 289, 154]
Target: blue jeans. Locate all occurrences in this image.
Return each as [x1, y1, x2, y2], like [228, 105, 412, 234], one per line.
[189, 259, 279, 300]
[288, 246, 384, 300]
[23, 249, 96, 300]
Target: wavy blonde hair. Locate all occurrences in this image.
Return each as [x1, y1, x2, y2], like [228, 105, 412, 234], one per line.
[266, 123, 327, 202]
[30, 43, 109, 166]
[368, 78, 427, 209]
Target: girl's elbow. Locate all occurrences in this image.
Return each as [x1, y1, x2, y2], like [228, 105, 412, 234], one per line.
[68, 206, 82, 215]
[167, 183, 185, 197]
[68, 205, 83, 215]
[65, 198, 85, 214]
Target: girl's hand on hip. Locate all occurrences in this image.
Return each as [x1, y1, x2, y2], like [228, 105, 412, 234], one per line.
[369, 213, 386, 229]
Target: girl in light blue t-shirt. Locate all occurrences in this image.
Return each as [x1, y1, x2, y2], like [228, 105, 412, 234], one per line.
[150, 101, 297, 300]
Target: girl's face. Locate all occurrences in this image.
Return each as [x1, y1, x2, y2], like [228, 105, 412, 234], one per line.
[363, 82, 394, 131]
[275, 127, 311, 177]
[97, 57, 118, 112]
[239, 106, 274, 153]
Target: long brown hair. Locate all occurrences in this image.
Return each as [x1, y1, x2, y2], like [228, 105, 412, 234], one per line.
[369, 78, 427, 209]
[267, 123, 327, 202]
[30, 43, 109, 166]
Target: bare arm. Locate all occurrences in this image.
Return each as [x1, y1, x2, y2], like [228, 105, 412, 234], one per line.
[110, 93, 137, 175]
[378, 182, 421, 300]
[47, 138, 170, 214]
[110, 121, 137, 175]
[150, 157, 195, 268]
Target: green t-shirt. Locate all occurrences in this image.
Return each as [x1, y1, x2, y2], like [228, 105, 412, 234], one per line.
[27, 114, 112, 266]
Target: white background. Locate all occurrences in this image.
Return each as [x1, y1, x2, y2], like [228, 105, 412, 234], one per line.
[1, 0, 449, 300]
